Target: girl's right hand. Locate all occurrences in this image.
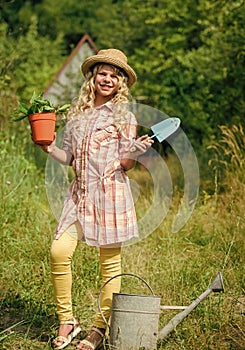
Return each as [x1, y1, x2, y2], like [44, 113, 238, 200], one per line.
[35, 133, 56, 153]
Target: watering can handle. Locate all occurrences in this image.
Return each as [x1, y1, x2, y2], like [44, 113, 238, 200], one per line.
[97, 273, 155, 329]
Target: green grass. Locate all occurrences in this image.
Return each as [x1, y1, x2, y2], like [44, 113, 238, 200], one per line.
[0, 128, 244, 349]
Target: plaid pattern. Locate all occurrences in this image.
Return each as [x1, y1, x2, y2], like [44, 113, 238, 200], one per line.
[54, 103, 139, 246]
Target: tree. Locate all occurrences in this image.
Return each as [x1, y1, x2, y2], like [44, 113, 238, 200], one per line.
[128, 0, 245, 147]
[1, 0, 244, 151]
[0, 17, 64, 125]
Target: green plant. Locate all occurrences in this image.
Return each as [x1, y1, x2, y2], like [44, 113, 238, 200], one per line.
[12, 92, 70, 121]
[208, 124, 245, 184]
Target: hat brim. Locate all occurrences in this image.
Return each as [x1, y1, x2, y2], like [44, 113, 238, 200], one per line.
[81, 55, 137, 87]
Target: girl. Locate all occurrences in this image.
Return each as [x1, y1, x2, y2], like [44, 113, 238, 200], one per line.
[40, 48, 153, 350]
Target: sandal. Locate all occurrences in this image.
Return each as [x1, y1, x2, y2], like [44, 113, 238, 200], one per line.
[52, 318, 82, 349]
[76, 327, 105, 350]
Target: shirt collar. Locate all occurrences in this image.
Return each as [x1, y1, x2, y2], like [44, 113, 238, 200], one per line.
[95, 101, 114, 112]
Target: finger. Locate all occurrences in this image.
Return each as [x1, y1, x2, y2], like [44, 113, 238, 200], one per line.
[138, 135, 149, 142]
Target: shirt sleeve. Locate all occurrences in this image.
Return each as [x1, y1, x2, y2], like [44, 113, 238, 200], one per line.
[119, 112, 148, 159]
[62, 119, 73, 155]
[59, 119, 73, 165]
[118, 112, 138, 159]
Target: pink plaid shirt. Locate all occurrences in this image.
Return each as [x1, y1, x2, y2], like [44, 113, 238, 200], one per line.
[54, 102, 139, 246]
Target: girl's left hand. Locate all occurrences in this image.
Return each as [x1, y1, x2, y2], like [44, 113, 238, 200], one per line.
[137, 134, 154, 148]
[129, 134, 154, 155]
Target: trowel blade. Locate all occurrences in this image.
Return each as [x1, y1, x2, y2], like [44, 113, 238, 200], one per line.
[150, 117, 181, 142]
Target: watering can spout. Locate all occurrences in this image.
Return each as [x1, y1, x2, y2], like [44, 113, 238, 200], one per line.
[158, 272, 224, 340]
[210, 272, 224, 292]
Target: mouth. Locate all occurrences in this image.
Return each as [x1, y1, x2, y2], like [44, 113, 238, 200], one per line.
[100, 84, 113, 89]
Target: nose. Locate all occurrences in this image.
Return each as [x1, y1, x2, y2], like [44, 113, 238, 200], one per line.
[104, 74, 111, 83]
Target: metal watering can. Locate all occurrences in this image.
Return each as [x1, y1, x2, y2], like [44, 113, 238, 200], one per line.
[98, 272, 224, 350]
[98, 273, 160, 350]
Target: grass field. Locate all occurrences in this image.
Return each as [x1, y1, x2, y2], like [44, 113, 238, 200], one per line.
[0, 126, 244, 349]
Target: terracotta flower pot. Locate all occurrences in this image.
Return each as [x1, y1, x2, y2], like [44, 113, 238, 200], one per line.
[28, 113, 56, 145]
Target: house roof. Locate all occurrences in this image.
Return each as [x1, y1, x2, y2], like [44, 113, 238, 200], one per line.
[55, 34, 98, 80]
[43, 34, 98, 103]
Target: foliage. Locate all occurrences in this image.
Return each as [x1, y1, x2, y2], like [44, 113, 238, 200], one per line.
[0, 127, 244, 349]
[1, 0, 244, 152]
[0, 17, 64, 128]
[128, 0, 245, 148]
[12, 92, 70, 121]
[0, 3, 245, 346]
[208, 124, 245, 185]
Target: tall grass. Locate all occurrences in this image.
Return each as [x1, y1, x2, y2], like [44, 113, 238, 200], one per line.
[0, 125, 244, 349]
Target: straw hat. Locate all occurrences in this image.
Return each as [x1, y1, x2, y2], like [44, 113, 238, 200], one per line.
[81, 48, 137, 87]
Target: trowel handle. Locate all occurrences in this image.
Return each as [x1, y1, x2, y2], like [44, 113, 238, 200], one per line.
[149, 134, 155, 139]
[98, 273, 156, 329]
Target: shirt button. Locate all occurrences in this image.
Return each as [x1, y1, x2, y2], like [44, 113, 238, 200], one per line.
[129, 146, 136, 152]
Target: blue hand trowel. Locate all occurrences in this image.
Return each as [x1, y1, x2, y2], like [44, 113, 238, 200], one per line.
[149, 117, 181, 142]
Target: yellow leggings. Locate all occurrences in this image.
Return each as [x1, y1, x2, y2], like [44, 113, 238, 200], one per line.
[50, 231, 121, 329]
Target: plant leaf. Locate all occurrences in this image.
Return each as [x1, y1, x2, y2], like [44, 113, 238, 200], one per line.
[57, 104, 70, 112]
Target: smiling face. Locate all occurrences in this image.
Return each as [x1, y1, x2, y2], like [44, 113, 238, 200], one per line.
[94, 64, 119, 106]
